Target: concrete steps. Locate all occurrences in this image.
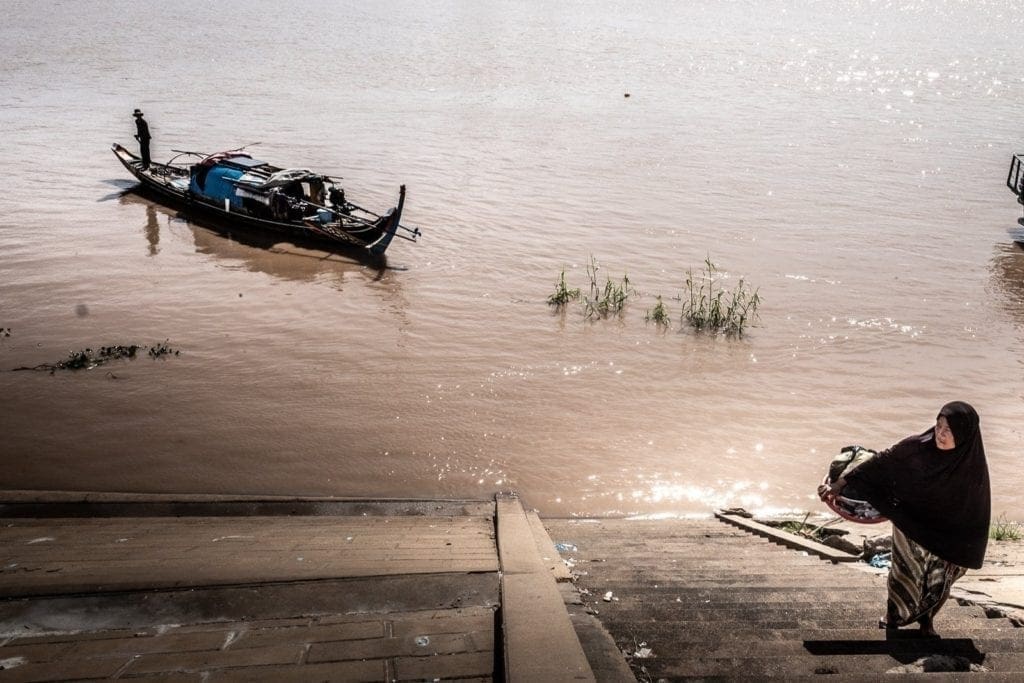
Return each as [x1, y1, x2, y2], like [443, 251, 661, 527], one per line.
[544, 516, 1024, 680]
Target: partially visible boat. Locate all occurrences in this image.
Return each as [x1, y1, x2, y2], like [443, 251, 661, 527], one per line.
[1008, 153, 1024, 211]
[1010, 154, 1024, 242]
[112, 143, 419, 256]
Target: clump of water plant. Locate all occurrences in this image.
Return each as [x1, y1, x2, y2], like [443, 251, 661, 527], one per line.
[13, 341, 179, 374]
[645, 296, 670, 326]
[680, 255, 761, 336]
[544, 255, 761, 335]
[547, 268, 581, 307]
[990, 514, 1022, 541]
[583, 256, 633, 320]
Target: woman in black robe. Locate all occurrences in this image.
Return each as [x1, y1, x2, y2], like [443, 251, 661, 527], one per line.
[819, 401, 990, 637]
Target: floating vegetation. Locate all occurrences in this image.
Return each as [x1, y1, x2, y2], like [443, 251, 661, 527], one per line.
[148, 340, 179, 359]
[13, 342, 179, 374]
[547, 269, 581, 306]
[1, 327, 10, 337]
[645, 296, 670, 326]
[990, 514, 1022, 542]
[680, 256, 761, 336]
[582, 256, 633, 320]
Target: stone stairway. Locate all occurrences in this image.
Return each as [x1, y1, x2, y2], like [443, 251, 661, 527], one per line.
[543, 516, 1024, 681]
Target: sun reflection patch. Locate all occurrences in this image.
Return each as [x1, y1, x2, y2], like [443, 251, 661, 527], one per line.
[637, 481, 768, 509]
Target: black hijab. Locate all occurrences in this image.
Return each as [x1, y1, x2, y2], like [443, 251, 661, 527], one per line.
[843, 401, 991, 569]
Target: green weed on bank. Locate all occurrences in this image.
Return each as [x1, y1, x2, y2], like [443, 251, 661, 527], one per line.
[990, 514, 1022, 541]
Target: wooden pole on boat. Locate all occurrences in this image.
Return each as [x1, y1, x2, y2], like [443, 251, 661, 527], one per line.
[344, 201, 419, 238]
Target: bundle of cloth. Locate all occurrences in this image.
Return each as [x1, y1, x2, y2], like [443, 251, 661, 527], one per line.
[823, 445, 887, 523]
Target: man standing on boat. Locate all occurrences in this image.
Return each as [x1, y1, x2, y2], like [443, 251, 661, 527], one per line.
[133, 108, 151, 169]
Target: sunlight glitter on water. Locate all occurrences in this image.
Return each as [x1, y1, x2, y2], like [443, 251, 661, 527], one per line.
[617, 479, 805, 521]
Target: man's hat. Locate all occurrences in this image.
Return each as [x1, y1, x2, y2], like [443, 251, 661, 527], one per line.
[133, 109, 144, 117]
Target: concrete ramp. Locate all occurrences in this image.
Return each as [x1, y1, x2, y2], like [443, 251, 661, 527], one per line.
[0, 492, 601, 682]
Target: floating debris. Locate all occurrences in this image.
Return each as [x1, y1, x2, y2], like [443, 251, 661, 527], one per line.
[148, 340, 179, 359]
[12, 342, 179, 374]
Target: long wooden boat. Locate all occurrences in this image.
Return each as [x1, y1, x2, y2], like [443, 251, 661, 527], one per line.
[112, 143, 419, 255]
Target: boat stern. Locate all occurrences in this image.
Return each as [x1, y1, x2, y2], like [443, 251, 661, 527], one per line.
[367, 185, 407, 256]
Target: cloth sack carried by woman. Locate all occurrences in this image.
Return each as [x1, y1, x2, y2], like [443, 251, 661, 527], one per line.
[822, 446, 886, 523]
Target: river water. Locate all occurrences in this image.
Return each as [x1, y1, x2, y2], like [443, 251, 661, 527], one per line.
[2, 0, 1023, 518]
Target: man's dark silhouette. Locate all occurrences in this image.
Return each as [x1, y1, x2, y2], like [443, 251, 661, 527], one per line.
[133, 109, 151, 169]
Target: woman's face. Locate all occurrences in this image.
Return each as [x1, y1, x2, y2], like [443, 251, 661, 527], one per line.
[935, 415, 956, 451]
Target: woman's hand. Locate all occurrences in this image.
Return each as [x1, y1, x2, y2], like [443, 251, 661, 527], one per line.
[818, 477, 846, 501]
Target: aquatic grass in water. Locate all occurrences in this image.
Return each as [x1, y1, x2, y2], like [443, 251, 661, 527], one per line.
[680, 256, 761, 336]
[547, 268, 581, 307]
[990, 514, 1022, 541]
[645, 296, 670, 326]
[545, 256, 759, 334]
[583, 256, 633, 320]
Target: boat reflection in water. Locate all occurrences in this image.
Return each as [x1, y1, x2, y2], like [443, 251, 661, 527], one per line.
[990, 240, 1024, 327]
[144, 203, 159, 257]
[119, 192, 394, 288]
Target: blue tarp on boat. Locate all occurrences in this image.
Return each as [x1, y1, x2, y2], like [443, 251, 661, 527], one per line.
[190, 163, 246, 208]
